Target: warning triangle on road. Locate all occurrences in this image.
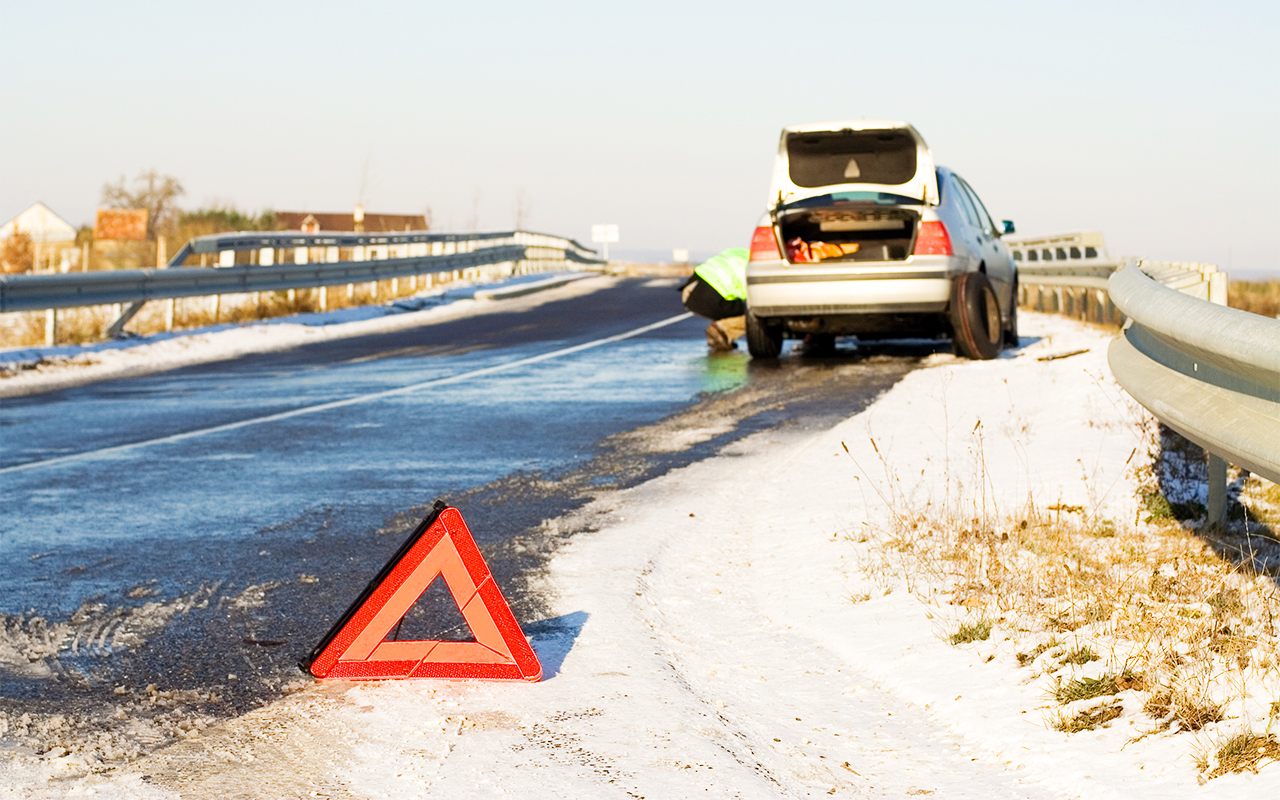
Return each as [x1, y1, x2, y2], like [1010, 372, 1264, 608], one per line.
[303, 502, 542, 682]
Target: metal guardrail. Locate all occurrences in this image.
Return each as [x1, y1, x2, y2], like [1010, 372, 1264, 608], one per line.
[1107, 260, 1280, 522]
[1017, 261, 1122, 323]
[0, 229, 601, 314]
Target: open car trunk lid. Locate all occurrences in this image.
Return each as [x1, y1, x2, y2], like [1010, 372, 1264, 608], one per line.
[769, 121, 939, 208]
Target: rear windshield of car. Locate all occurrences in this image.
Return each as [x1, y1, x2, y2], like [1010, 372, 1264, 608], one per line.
[781, 191, 923, 210]
[786, 130, 917, 188]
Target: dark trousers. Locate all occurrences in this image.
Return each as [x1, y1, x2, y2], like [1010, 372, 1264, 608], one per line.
[682, 277, 745, 321]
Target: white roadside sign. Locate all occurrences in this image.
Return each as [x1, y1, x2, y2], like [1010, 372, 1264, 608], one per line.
[591, 223, 619, 261]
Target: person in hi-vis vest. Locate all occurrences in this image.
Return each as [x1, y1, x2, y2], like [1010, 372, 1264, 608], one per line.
[680, 248, 747, 351]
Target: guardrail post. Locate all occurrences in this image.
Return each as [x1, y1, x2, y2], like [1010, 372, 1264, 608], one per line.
[1207, 272, 1228, 306]
[1206, 454, 1228, 526]
[45, 308, 57, 346]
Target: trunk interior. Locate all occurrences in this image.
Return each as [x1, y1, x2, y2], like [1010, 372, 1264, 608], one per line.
[777, 206, 919, 264]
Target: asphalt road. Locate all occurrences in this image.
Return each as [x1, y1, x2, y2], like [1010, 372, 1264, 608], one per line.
[0, 276, 946, 753]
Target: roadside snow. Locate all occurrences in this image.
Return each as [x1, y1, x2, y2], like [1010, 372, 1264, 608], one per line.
[4, 312, 1276, 798]
[0, 271, 600, 399]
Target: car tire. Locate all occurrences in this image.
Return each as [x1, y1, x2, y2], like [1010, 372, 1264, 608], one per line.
[1004, 280, 1020, 348]
[949, 272, 1003, 360]
[745, 311, 783, 359]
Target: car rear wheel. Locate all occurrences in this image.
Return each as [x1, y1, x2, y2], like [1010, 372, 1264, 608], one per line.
[745, 311, 783, 358]
[949, 272, 1003, 360]
[1004, 280, 1020, 348]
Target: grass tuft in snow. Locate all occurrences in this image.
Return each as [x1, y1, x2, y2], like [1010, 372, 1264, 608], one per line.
[1143, 688, 1223, 732]
[1194, 730, 1280, 779]
[1051, 702, 1124, 733]
[1053, 670, 1144, 704]
[1060, 645, 1099, 666]
[948, 618, 993, 645]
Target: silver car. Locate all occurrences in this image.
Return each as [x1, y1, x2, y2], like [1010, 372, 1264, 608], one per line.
[744, 120, 1018, 359]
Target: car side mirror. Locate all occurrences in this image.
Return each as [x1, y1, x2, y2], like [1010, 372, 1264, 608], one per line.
[1001, 220, 1016, 235]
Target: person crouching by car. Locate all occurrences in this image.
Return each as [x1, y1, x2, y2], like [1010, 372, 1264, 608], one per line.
[681, 248, 748, 351]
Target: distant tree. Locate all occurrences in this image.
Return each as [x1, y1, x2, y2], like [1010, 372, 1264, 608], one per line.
[177, 207, 278, 235]
[101, 170, 185, 241]
[171, 206, 281, 263]
[1, 226, 35, 274]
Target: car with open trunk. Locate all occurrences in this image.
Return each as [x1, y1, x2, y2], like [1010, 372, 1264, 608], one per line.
[744, 120, 1018, 359]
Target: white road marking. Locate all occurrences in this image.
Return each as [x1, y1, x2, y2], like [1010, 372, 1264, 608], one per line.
[1, 313, 694, 476]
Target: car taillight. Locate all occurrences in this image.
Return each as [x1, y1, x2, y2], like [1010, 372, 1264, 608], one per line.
[913, 220, 953, 256]
[750, 226, 781, 261]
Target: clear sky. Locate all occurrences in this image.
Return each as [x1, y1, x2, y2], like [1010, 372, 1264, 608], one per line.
[2, 1, 1277, 273]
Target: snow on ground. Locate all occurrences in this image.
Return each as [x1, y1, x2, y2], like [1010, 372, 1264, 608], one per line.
[0, 271, 598, 398]
[4, 312, 1277, 798]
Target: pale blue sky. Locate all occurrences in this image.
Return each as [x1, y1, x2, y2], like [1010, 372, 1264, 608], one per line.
[3, 1, 1277, 273]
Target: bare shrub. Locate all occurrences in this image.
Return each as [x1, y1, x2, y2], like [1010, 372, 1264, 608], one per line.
[2, 227, 34, 273]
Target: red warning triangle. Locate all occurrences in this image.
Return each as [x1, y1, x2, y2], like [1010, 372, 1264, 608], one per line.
[304, 503, 542, 681]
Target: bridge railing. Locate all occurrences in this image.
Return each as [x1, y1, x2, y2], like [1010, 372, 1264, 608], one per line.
[0, 229, 602, 339]
[1107, 260, 1280, 523]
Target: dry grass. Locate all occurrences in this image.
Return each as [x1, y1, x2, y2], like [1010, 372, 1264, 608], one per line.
[1229, 280, 1280, 319]
[1051, 702, 1124, 733]
[1194, 731, 1280, 779]
[1053, 670, 1144, 704]
[1143, 687, 1224, 732]
[841, 425, 1280, 780]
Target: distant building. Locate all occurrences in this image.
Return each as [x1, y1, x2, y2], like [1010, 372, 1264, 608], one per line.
[0, 202, 81, 272]
[276, 206, 428, 234]
[0, 201, 77, 244]
[1004, 232, 1110, 264]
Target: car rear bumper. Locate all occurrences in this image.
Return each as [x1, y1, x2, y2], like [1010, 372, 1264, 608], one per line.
[745, 257, 956, 317]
